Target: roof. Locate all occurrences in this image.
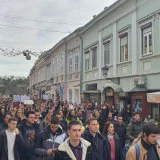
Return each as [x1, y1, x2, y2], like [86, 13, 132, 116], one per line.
[80, 0, 129, 34]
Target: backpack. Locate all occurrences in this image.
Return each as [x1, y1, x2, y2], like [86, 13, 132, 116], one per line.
[134, 143, 140, 160]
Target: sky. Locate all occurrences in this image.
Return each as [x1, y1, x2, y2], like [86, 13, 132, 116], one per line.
[0, 0, 117, 77]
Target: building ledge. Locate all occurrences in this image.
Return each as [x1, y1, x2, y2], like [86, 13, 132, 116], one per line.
[139, 53, 160, 61]
[117, 60, 132, 65]
[84, 68, 99, 73]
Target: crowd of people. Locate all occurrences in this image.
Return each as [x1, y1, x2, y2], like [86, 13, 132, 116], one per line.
[0, 97, 160, 160]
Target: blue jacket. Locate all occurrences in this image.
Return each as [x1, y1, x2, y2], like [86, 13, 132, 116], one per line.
[82, 128, 109, 160]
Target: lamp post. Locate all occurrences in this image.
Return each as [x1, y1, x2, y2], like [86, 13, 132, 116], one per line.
[102, 64, 109, 78]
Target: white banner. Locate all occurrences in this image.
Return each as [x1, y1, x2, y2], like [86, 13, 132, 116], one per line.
[147, 92, 160, 103]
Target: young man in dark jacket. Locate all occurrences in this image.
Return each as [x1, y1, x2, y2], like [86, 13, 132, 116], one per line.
[114, 114, 126, 160]
[19, 111, 40, 160]
[35, 117, 67, 160]
[82, 117, 109, 160]
[0, 117, 30, 160]
[55, 120, 93, 160]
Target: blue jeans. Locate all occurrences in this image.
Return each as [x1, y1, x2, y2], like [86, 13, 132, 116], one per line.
[121, 146, 127, 160]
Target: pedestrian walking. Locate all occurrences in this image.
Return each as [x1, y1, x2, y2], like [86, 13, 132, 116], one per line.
[82, 117, 109, 160]
[126, 122, 160, 160]
[55, 120, 93, 160]
[0, 117, 30, 160]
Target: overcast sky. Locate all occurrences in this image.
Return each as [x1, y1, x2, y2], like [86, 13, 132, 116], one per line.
[0, 0, 117, 77]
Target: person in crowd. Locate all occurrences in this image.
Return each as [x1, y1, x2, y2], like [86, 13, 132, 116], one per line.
[35, 117, 67, 160]
[65, 110, 80, 124]
[0, 107, 5, 123]
[126, 122, 160, 160]
[19, 111, 40, 160]
[55, 120, 93, 160]
[93, 110, 100, 119]
[0, 117, 30, 160]
[55, 112, 67, 131]
[77, 109, 86, 125]
[114, 114, 127, 160]
[110, 105, 118, 120]
[43, 110, 53, 128]
[103, 121, 121, 160]
[15, 109, 24, 127]
[82, 117, 109, 160]
[126, 112, 144, 146]
[121, 104, 132, 124]
[0, 113, 11, 132]
[34, 109, 44, 131]
[107, 112, 115, 123]
[98, 103, 109, 133]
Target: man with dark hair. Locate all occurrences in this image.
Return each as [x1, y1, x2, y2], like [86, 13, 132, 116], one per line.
[34, 109, 44, 131]
[0, 113, 11, 132]
[126, 112, 144, 144]
[114, 114, 126, 160]
[35, 117, 66, 160]
[126, 122, 160, 160]
[55, 120, 93, 160]
[55, 112, 67, 131]
[82, 117, 109, 160]
[0, 117, 29, 160]
[19, 111, 40, 160]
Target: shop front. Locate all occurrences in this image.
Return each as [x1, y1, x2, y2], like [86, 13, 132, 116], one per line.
[130, 76, 150, 117]
[82, 83, 101, 105]
[103, 80, 123, 108]
[147, 92, 160, 120]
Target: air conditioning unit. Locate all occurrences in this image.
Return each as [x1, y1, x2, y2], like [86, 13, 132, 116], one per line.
[134, 77, 147, 85]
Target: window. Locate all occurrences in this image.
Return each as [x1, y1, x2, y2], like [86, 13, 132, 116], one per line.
[61, 53, 64, 74]
[85, 53, 89, 71]
[92, 47, 97, 68]
[56, 58, 59, 75]
[120, 34, 128, 62]
[142, 23, 152, 55]
[104, 41, 110, 65]
[69, 54, 72, 73]
[69, 89, 72, 103]
[75, 52, 79, 72]
[46, 64, 51, 80]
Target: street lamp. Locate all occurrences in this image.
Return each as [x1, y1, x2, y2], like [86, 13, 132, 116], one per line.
[102, 64, 109, 78]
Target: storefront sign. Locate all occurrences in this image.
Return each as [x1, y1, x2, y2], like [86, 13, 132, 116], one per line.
[118, 92, 128, 97]
[106, 88, 114, 96]
[86, 83, 97, 91]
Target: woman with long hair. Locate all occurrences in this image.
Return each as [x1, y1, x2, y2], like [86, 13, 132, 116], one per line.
[103, 121, 121, 160]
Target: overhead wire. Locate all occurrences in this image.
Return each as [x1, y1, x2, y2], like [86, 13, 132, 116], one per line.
[0, 23, 70, 33]
[0, 15, 82, 26]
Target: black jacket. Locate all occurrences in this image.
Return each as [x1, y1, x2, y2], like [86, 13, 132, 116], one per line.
[35, 126, 66, 160]
[104, 134, 122, 160]
[0, 130, 29, 160]
[0, 122, 8, 132]
[82, 128, 109, 160]
[114, 122, 126, 147]
[19, 121, 40, 147]
[54, 138, 93, 160]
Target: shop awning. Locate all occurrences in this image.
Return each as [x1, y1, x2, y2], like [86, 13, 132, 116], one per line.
[147, 92, 160, 103]
[130, 86, 147, 92]
[103, 80, 123, 92]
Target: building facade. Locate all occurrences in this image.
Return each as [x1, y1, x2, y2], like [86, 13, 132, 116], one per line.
[29, 30, 81, 103]
[80, 0, 160, 117]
